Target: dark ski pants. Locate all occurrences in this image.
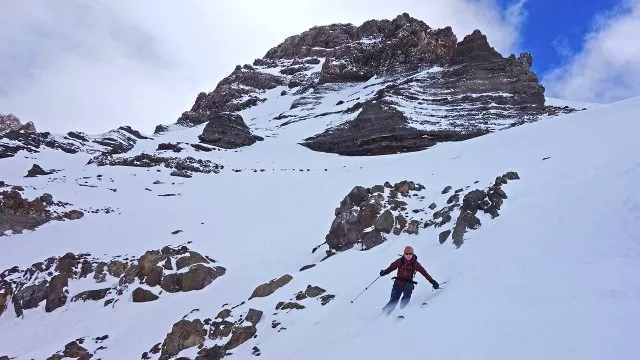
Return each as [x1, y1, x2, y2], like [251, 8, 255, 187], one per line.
[382, 282, 414, 313]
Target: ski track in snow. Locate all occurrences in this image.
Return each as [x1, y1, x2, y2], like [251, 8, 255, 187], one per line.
[0, 96, 639, 359]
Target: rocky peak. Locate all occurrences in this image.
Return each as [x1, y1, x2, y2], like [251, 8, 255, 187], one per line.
[171, 13, 576, 155]
[0, 114, 36, 133]
[264, 12, 457, 82]
[450, 29, 502, 65]
[517, 52, 533, 70]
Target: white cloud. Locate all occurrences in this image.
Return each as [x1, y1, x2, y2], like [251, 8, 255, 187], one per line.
[543, 0, 640, 103]
[0, 0, 526, 134]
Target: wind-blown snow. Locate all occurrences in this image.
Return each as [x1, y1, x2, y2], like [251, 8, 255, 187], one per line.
[1, 96, 639, 359]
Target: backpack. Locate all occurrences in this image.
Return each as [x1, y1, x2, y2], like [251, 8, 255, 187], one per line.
[392, 255, 418, 284]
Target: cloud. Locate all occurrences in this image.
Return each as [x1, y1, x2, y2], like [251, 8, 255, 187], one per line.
[551, 36, 574, 59]
[543, 0, 640, 103]
[0, 0, 527, 134]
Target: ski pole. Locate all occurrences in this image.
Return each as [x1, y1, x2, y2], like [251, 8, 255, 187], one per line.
[311, 241, 326, 254]
[431, 280, 448, 291]
[350, 276, 380, 303]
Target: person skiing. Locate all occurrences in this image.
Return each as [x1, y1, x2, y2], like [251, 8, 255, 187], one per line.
[379, 245, 439, 313]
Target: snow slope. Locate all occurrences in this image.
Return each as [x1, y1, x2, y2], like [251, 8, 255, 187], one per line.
[1, 95, 640, 359]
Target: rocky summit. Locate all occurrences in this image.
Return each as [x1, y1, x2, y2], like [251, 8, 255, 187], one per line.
[0, 114, 36, 134]
[175, 13, 575, 156]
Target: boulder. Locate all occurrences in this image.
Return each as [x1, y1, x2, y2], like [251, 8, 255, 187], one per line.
[504, 171, 520, 180]
[361, 230, 384, 250]
[245, 308, 263, 325]
[406, 220, 421, 234]
[451, 210, 481, 248]
[45, 274, 68, 312]
[216, 309, 232, 320]
[462, 189, 487, 214]
[197, 112, 263, 149]
[299, 264, 316, 272]
[439, 229, 451, 244]
[159, 319, 207, 360]
[325, 207, 361, 251]
[249, 274, 293, 299]
[374, 210, 394, 233]
[161, 264, 226, 293]
[225, 325, 257, 350]
[25, 164, 54, 177]
[175, 251, 210, 271]
[132, 287, 159, 302]
[71, 288, 110, 302]
[138, 250, 162, 278]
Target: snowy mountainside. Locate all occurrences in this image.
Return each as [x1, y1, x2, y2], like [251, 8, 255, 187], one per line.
[1, 13, 583, 161]
[0, 125, 152, 159]
[1, 94, 639, 359]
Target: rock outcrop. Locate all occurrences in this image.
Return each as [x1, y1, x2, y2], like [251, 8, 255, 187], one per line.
[159, 319, 207, 360]
[87, 153, 224, 177]
[249, 274, 293, 299]
[318, 172, 520, 256]
[300, 101, 482, 155]
[322, 181, 427, 253]
[265, 14, 458, 83]
[0, 246, 225, 318]
[0, 125, 150, 159]
[0, 114, 36, 133]
[148, 306, 270, 360]
[0, 189, 86, 236]
[24, 164, 59, 177]
[196, 112, 264, 149]
[45, 335, 110, 360]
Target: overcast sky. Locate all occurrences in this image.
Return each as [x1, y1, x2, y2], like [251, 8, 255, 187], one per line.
[0, 0, 638, 134]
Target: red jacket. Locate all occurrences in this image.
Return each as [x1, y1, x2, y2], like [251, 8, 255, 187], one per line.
[382, 254, 435, 285]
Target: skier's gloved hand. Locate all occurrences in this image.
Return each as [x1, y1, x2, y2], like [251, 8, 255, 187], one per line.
[430, 279, 440, 289]
[379, 269, 386, 277]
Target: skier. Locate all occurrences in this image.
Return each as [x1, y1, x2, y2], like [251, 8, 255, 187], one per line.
[379, 245, 439, 314]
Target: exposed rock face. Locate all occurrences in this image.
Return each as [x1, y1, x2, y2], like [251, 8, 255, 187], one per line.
[300, 101, 481, 155]
[160, 319, 207, 360]
[197, 112, 264, 149]
[265, 13, 457, 83]
[180, 68, 286, 117]
[321, 172, 519, 252]
[446, 30, 544, 106]
[0, 114, 36, 133]
[0, 190, 71, 235]
[323, 181, 428, 253]
[0, 246, 224, 318]
[0, 125, 150, 159]
[172, 13, 576, 156]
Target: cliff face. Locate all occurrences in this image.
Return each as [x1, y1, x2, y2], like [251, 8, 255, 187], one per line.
[172, 13, 569, 156]
[0, 114, 36, 134]
[263, 14, 459, 84]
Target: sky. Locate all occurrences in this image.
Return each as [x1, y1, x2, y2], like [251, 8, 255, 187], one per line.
[0, 0, 639, 134]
